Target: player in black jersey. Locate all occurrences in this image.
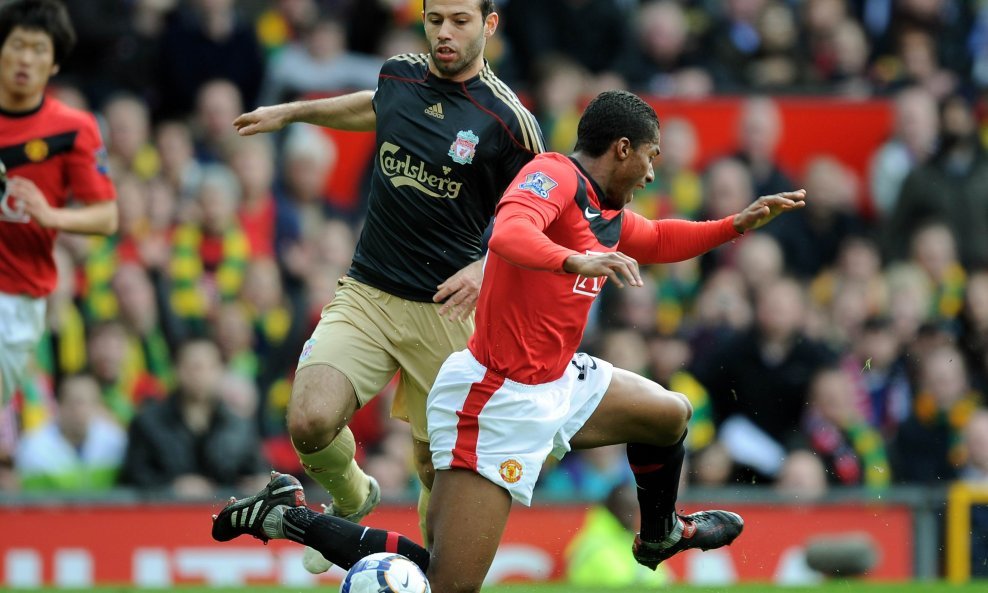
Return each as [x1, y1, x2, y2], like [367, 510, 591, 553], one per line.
[232, 0, 544, 573]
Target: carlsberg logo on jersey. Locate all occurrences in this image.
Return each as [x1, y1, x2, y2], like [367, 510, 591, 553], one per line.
[379, 142, 463, 199]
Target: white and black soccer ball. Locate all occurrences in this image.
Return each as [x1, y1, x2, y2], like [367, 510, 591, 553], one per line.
[340, 553, 430, 593]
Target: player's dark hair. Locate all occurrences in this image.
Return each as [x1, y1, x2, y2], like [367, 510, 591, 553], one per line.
[0, 0, 76, 65]
[574, 90, 659, 158]
[423, 0, 496, 19]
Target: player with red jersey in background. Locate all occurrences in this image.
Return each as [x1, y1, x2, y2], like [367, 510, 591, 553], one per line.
[211, 90, 806, 592]
[0, 0, 117, 459]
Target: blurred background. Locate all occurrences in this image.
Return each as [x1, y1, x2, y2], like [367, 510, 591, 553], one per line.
[3, 0, 988, 587]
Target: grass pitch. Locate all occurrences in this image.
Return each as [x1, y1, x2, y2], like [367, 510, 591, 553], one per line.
[10, 584, 986, 593]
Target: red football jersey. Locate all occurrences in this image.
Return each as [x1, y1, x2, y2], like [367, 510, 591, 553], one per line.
[0, 97, 116, 297]
[470, 152, 739, 384]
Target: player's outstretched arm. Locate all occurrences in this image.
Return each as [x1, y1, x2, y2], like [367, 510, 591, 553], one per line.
[732, 189, 807, 233]
[233, 90, 376, 136]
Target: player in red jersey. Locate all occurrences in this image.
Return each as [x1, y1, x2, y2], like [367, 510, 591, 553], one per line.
[0, 0, 117, 408]
[211, 91, 805, 592]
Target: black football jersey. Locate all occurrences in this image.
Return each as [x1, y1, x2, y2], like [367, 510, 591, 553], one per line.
[348, 54, 544, 301]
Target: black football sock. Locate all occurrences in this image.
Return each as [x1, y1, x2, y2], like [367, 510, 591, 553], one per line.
[282, 507, 430, 572]
[627, 430, 687, 543]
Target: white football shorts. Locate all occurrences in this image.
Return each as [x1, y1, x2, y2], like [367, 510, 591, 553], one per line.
[428, 348, 613, 505]
[0, 291, 46, 403]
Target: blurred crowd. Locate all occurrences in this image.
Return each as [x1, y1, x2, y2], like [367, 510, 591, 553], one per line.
[3, 0, 988, 507]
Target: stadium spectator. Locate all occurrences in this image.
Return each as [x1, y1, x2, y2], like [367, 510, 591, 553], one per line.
[732, 96, 797, 198]
[531, 55, 587, 154]
[155, 0, 263, 119]
[883, 94, 988, 268]
[700, 0, 769, 90]
[839, 315, 913, 438]
[257, 14, 382, 106]
[226, 135, 278, 258]
[801, 367, 891, 489]
[694, 276, 837, 483]
[647, 328, 717, 453]
[960, 271, 988, 393]
[121, 338, 269, 497]
[908, 221, 967, 323]
[749, 1, 803, 91]
[86, 319, 165, 425]
[15, 373, 126, 491]
[891, 343, 983, 484]
[774, 449, 829, 501]
[501, 0, 636, 88]
[868, 85, 939, 219]
[154, 119, 202, 200]
[622, 1, 710, 97]
[697, 158, 756, 276]
[168, 164, 249, 334]
[763, 155, 865, 279]
[102, 93, 159, 180]
[961, 408, 988, 482]
[192, 78, 244, 163]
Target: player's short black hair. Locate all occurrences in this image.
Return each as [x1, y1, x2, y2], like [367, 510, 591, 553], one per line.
[574, 90, 659, 158]
[423, 0, 496, 19]
[0, 0, 76, 65]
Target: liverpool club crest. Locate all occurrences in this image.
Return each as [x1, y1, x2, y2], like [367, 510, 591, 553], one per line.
[449, 130, 479, 165]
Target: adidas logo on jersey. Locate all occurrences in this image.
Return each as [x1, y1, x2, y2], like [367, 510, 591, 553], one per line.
[424, 103, 445, 119]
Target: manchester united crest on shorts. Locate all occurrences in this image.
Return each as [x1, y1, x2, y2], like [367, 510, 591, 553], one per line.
[449, 130, 479, 165]
[499, 459, 523, 483]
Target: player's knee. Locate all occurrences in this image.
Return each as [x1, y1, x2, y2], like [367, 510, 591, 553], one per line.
[286, 374, 353, 448]
[651, 389, 691, 441]
[669, 391, 693, 435]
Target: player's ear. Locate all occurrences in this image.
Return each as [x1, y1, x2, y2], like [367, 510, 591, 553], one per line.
[614, 137, 632, 160]
[484, 12, 499, 37]
[50, 63, 60, 77]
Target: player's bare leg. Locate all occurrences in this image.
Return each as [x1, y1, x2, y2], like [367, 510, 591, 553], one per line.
[413, 438, 435, 545]
[427, 468, 511, 593]
[571, 368, 743, 569]
[287, 364, 380, 573]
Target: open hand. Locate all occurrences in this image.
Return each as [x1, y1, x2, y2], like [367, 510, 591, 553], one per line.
[434, 259, 483, 321]
[733, 189, 807, 233]
[233, 104, 292, 136]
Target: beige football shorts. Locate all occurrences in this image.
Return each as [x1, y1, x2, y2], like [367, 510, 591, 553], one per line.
[297, 276, 475, 441]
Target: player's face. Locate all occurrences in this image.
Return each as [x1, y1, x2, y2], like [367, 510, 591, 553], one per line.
[423, 0, 497, 81]
[607, 132, 661, 208]
[0, 27, 58, 107]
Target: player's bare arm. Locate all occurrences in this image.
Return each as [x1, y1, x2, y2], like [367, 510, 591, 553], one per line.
[7, 176, 117, 235]
[563, 252, 644, 289]
[434, 258, 483, 321]
[733, 189, 807, 233]
[233, 90, 376, 136]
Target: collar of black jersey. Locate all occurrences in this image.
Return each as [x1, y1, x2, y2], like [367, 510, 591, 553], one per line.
[568, 156, 623, 248]
[425, 59, 493, 88]
[0, 96, 45, 118]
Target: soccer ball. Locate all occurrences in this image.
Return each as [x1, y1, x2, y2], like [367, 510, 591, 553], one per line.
[340, 553, 431, 593]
